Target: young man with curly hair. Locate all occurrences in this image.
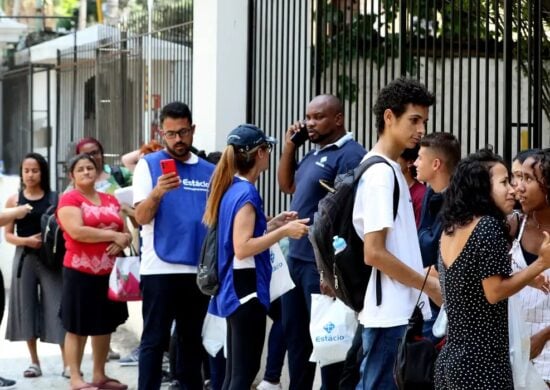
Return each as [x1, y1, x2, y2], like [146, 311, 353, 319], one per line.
[352, 78, 442, 389]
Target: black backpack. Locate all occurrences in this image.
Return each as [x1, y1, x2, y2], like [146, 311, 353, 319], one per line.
[110, 165, 127, 187]
[40, 192, 65, 271]
[196, 222, 219, 296]
[309, 156, 399, 312]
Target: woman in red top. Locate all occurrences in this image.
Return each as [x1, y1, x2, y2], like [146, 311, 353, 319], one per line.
[57, 154, 131, 390]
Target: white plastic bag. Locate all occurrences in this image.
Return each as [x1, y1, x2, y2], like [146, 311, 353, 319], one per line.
[269, 243, 295, 302]
[202, 312, 227, 358]
[309, 294, 357, 367]
[107, 255, 141, 301]
[508, 294, 546, 390]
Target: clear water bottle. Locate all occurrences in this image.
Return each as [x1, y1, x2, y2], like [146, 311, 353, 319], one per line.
[432, 305, 448, 338]
[332, 235, 347, 255]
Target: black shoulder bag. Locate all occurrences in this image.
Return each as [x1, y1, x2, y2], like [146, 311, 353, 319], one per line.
[394, 267, 439, 390]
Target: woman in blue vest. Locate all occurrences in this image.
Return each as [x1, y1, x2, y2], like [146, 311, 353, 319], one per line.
[203, 124, 310, 390]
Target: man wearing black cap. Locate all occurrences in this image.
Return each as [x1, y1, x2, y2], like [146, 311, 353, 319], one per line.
[133, 102, 215, 390]
[278, 94, 366, 390]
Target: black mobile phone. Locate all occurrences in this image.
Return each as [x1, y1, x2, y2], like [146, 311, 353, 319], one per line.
[291, 123, 309, 146]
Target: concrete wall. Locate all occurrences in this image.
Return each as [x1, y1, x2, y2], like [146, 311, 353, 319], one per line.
[192, 0, 249, 154]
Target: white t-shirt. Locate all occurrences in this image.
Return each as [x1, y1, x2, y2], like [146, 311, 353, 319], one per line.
[352, 152, 431, 327]
[133, 153, 198, 275]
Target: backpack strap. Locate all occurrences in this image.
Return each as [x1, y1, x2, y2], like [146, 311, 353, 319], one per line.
[354, 155, 400, 306]
[110, 165, 126, 187]
[354, 155, 400, 219]
[48, 191, 59, 208]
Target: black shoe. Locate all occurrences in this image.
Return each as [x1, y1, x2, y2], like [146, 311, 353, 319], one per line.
[0, 376, 16, 389]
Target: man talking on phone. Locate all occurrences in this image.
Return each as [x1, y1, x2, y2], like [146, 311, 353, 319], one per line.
[133, 102, 215, 390]
[277, 95, 366, 389]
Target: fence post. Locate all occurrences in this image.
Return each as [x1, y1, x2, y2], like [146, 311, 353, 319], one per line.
[503, 0, 512, 162]
[533, 0, 542, 147]
[399, 0, 407, 77]
[56, 49, 61, 191]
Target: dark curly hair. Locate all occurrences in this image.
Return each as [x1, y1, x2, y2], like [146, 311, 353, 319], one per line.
[373, 78, 435, 134]
[512, 148, 541, 165]
[441, 148, 509, 238]
[524, 149, 550, 204]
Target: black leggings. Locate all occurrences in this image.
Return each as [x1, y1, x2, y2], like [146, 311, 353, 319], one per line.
[222, 299, 267, 390]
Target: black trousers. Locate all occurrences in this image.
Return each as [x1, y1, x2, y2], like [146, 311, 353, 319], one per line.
[222, 299, 267, 390]
[138, 274, 208, 390]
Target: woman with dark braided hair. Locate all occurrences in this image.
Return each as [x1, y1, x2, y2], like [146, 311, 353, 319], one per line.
[511, 149, 550, 385]
[435, 148, 550, 389]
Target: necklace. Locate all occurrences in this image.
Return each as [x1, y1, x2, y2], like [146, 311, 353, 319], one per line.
[532, 211, 550, 230]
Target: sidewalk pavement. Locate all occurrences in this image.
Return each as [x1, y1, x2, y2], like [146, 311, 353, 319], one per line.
[0, 296, 140, 390]
[0, 293, 321, 390]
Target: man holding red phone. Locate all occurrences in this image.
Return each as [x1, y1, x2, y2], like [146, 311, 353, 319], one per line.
[133, 102, 215, 390]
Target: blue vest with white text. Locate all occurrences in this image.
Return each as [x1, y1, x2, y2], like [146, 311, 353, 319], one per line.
[144, 150, 215, 265]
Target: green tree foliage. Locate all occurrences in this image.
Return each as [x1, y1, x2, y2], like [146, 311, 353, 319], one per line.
[317, 0, 550, 119]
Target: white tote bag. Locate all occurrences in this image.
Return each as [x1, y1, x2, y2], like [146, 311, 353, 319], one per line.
[201, 312, 227, 358]
[309, 294, 357, 367]
[269, 243, 295, 302]
[107, 255, 141, 301]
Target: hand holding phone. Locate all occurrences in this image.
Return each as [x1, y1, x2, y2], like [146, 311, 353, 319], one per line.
[160, 159, 177, 176]
[290, 122, 309, 147]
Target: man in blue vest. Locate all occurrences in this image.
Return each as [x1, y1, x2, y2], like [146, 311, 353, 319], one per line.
[278, 94, 366, 390]
[133, 102, 215, 390]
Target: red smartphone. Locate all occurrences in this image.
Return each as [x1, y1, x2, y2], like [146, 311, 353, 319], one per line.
[160, 159, 177, 175]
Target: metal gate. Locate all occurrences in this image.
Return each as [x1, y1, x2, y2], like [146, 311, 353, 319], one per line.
[56, 0, 193, 189]
[247, 0, 550, 216]
[1, 64, 52, 175]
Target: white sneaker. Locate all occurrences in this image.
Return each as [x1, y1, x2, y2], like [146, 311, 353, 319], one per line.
[256, 380, 282, 390]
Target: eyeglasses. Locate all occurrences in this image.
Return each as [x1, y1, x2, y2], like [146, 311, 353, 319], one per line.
[162, 128, 193, 139]
[262, 143, 273, 153]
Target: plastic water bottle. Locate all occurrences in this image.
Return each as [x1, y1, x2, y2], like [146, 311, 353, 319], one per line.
[432, 305, 448, 338]
[332, 235, 347, 255]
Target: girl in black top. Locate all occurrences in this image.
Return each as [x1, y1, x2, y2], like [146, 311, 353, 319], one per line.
[5, 153, 66, 378]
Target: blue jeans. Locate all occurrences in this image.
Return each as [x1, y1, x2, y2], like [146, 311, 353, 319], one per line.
[356, 325, 407, 390]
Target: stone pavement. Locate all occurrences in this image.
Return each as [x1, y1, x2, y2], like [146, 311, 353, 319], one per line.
[0, 294, 322, 389]
[0, 313, 141, 390]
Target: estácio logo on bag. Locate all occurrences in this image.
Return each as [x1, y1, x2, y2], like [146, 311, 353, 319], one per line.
[270, 250, 283, 272]
[315, 321, 345, 343]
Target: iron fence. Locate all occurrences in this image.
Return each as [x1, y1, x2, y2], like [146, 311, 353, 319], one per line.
[247, 0, 550, 217]
[55, 0, 193, 189]
[1, 64, 52, 175]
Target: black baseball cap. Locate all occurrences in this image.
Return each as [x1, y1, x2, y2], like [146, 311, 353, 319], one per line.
[226, 124, 277, 152]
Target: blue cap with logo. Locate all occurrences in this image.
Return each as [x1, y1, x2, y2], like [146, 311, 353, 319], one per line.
[226, 124, 277, 152]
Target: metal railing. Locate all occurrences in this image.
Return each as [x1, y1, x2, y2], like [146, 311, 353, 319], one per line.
[55, 0, 193, 189]
[1, 64, 52, 175]
[247, 0, 550, 217]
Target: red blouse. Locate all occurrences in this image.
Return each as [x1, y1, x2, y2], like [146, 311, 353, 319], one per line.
[57, 190, 124, 275]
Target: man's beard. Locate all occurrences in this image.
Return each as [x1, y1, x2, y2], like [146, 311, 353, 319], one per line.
[166, 142, 191, 158]
[309, 130, 330, 145]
